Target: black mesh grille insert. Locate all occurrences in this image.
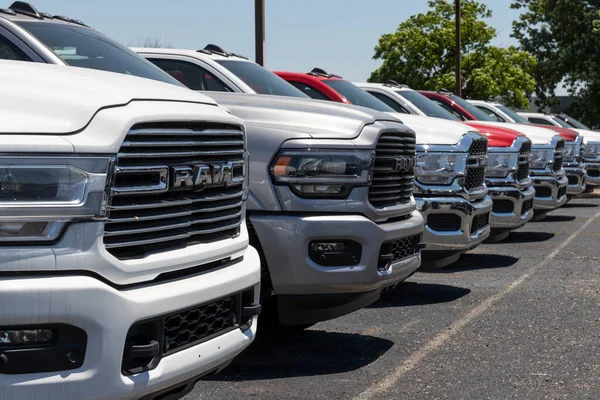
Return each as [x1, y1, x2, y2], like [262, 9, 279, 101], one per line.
[163, 295, 239, 355]
[465, 166, 486, 190]
[520, 142, 532, 154]
[377, 235, 420, 270]
[369, 131, 416, 208]
[470, 213, 490, 234]
[516, 141, 531, 181]
[428, 214, 462, 232]
[558, 186, 567, 198]
[567, 175, 579, 185]
[105, 122, 245, 259]
[535, 186, 552, 198]
[493, 200, 514, 213]
[469, 138, 488, 155]
[553, 156, 564, 172]
[554, 140, 565, 172]
[588, 169, 600, 178]
[522, 199, 533, 214]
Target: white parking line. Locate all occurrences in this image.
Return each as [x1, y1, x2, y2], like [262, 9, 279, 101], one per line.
[354, 210, 600, 400]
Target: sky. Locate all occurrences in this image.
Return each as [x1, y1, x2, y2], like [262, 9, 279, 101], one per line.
[27, 0, 523, 82]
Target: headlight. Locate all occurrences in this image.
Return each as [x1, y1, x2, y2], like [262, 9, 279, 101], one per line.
[582, 143, 598, 158]
[270, 149, 374, 198]
[530, 148, 554, 169]
[0, 157, 111, 242]
[416, 152, 460, 185]
[486, 153, 515, 178]
[563, 142, 581, 162]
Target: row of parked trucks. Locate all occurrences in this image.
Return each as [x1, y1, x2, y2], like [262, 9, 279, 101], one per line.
[0, 3, 598, 399]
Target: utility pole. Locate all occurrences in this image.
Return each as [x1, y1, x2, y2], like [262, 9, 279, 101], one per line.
[255, 0, 265, 66]
[455, 0, 461, 96]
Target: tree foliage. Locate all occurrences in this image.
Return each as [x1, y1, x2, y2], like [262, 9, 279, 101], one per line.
[369, 0, 537, 108]
[512, 0, 600, 127]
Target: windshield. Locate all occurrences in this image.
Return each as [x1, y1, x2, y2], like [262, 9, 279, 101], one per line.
[558, 114, 590, 130]
[324, 80, 394, 112]
[551, 116, 576, 128]
[448, 95, 496, 121]
[216, 60, 308, 98]
[496, 105, 531, 124]
[17, 22, 180, 85]
[396, 90, 458, 121]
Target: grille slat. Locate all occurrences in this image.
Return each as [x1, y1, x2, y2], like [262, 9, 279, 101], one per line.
[105, 122, 245, 259]
[121, 140, 245, 148]
[369, 132, 416, 208]
[103, 220, 243, 249]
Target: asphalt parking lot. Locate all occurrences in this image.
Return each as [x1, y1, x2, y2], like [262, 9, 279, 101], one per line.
[187, 197, 600, 400]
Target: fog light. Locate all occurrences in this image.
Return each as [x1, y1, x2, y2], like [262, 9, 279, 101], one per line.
[0, 329, 53, 345]
[309, 240, 362, 267]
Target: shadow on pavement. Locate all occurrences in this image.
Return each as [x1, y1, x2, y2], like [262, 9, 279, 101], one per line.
[536, 215, 577, 223]
[501, 231, 555, 243]
[422, 253, 519, 273]
[562, 202, 599, 208]
[205, 330, 393, 381]
[369, 281, 470, 308]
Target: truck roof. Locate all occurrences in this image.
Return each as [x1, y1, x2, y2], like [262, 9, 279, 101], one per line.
[133, 44, 253, 63]
[0, 2, 90, 27]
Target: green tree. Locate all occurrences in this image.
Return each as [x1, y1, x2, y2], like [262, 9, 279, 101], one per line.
[369, 0, 537, 108]
[512, 0, 600, 127]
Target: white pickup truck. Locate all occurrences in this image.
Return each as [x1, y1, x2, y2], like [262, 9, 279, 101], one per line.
[0, 60, 260, 399]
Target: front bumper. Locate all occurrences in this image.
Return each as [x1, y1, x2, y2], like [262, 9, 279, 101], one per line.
[488, 185, 535, 230]
[584, 162, 600, 186]
[416, 194, 493, 253]
[0, 248, 261, 400]
[249, 211, 424, 324]
[531, 175, 569, 211]
[564, 165, 587, 196]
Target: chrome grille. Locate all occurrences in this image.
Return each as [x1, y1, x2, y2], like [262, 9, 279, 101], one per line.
[516, 140, 531, 181]
[464, 137, 487, 190]
[105, 122, 245, 259]
[369, 131, 416, 208]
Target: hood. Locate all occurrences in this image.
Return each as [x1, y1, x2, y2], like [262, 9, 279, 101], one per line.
[467, 121, 559, 145]
[386, 113, 475, 145]
[207, 92, 401, 139]
[565, 128, 600, 144]
[0, 61, 217, 134]
[530, 124, 579, 142]
[463, 121, 523, 148]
